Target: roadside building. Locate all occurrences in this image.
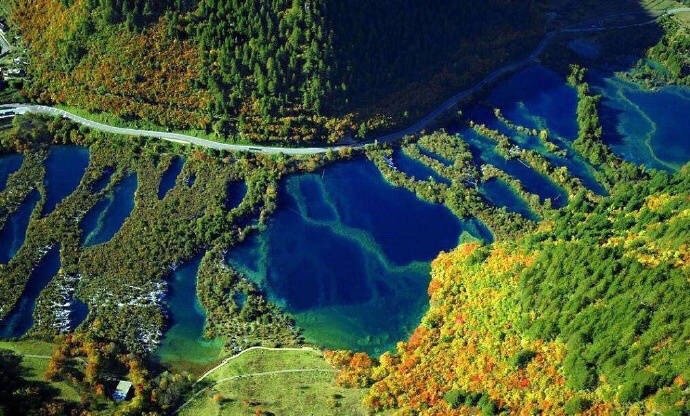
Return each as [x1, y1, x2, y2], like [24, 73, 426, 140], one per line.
[112, 380, 133, 402]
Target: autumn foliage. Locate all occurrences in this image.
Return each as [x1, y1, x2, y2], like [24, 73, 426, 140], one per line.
[329, 166, 690, 415]
[11, 0, 211, 130]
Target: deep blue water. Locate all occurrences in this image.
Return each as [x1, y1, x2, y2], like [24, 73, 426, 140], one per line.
[481, 178, 537, 220]
[568, 39, 600, 60]
[81, 174, 138, 247]
[90, 167, 114, 193]
[157, 255, 222, 364]
[393, 148, 450, 185]
[42, 146, 90, 216]
[227, 159, 486, 354]
[70, 298, 89, 329]
[0, 190, 40, 264]
[0, 153, 23, 192]
[594, 74, 690, 171]
[0, 246, 61, 338]
[461, 128, 569, 208]
[454, 66, 604, 194]
[225, 181, 247, 210]
[487, 65, 580, 140]
[158, 157, 184, 199]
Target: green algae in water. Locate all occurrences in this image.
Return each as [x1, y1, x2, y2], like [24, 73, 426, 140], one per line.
[595, 75, 690, 171]
[157, 255, 222, 365]
[227, 159, 481, 355]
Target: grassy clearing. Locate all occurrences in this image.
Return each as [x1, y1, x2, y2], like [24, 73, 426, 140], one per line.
[0, 339, 81, 402]
[181, 348, 368, 416]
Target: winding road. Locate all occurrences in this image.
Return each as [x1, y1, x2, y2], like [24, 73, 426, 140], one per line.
[1, 7, 688, 155]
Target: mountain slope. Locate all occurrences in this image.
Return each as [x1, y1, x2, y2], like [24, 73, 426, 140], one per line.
[328, 165, 690, 414]
[9, 0, 544, 143]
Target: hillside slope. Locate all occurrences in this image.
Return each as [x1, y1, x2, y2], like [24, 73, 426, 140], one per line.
[8, 0, 543, 143]
[328, 165, 690, 414]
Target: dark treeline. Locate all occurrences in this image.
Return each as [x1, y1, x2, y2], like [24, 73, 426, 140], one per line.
[191, 0, 541, 131]
[325, 0, 538, 107]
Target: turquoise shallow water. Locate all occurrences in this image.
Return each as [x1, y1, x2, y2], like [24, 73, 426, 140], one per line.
[81, 174, 138, 247]
[0, 190, 40, 264]
[594, 74, 690, 171]
[0, 246, 61, 338]
[227, 159, 485, 354]
[0, 153, 23, 192]
[42, 146, 90, 216]
[157, 255, 222, 364]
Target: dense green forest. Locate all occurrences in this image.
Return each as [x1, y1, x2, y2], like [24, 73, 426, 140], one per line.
[8, 0, 544, 143]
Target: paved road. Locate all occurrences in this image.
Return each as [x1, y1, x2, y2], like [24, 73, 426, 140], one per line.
[0, 104, 340, 155]
[1, 7, 688, 155]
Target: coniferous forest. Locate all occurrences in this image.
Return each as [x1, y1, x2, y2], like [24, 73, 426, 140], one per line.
[9, 0, 542, 143]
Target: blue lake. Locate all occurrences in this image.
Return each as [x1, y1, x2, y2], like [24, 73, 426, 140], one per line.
[0, 246, 61, 338]
[481, 178, 537, 220]
[158, 157, 184, 199]
[90, 167, 114, 193]
[81, 174, 138, 247]
[0, 153, 23, 192]
[456, 66, 604, 195]
[461, 128, 569, 207]
[393, 148, 450, 185]
[487, 65, 580, 140]
[225, 181, 247, 210]
[70, 298, 89, 329]
[594, 75, 690, 171]
[227, 159, 485, 354]
[42, 146, 90, 216]
[0, 190, 40, 264]
[157, 255, 222, 364]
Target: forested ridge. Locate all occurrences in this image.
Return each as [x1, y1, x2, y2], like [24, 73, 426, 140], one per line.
[8, 0, 543, 143]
